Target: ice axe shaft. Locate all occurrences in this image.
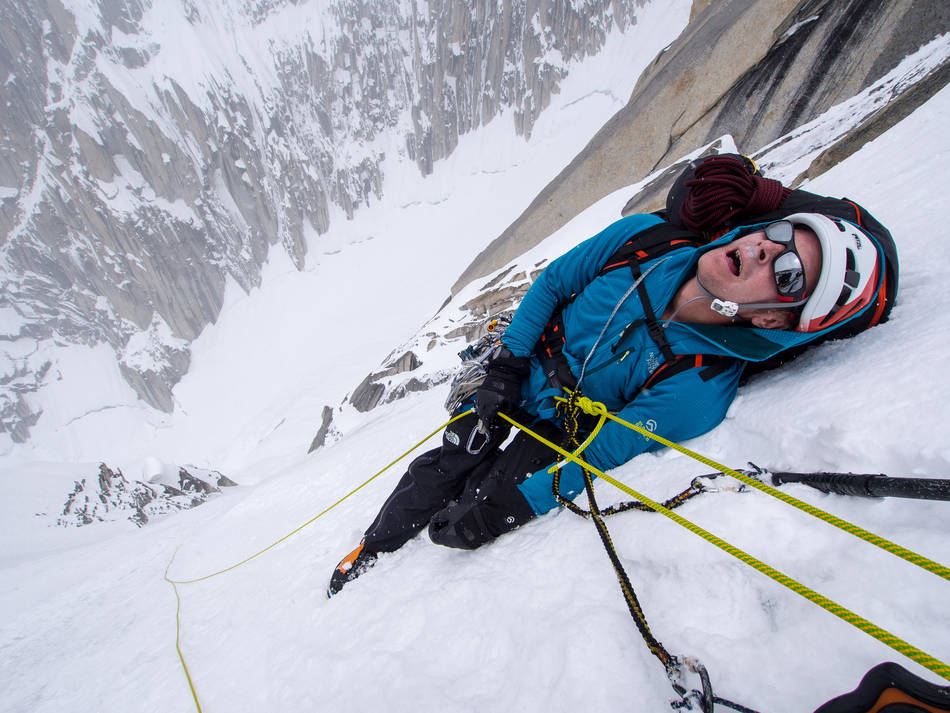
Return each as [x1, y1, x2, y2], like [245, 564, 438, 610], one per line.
[769, 471, 950, 501]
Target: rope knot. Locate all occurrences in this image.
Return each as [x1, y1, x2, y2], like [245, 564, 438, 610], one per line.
[575, 396, 607, 417]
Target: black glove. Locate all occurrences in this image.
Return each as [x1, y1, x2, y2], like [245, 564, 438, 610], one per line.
[473, 348, 529, 425]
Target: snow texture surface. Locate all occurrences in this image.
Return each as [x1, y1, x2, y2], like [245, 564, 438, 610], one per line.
[2, 9, 950, 713]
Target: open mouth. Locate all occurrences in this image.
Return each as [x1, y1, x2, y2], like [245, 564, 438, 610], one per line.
[727, 248, 741, 276]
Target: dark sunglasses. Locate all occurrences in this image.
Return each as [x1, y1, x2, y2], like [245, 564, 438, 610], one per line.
[764, 221, 806, 303]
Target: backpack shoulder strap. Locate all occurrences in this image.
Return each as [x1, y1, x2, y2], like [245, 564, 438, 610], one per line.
[638, 354, 736, 395]
[598, 223, 705, 277]
[538, 306, 578, 391]
[538, 221, 715, 392]
[599, 222, 704, 362]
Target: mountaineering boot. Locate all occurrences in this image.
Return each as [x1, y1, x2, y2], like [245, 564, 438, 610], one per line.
[327, 540, 378, 597]
[813, 662, 950, 712]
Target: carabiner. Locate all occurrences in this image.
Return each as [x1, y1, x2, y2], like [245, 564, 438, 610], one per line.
[465, 420, 490, 455]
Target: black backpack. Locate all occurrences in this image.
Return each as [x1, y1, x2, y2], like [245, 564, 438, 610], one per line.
[662, 153, 899, 340]
[539, 153, 899, 392]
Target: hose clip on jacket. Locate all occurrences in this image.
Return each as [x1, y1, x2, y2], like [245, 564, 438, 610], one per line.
[710, 298, 739, 317]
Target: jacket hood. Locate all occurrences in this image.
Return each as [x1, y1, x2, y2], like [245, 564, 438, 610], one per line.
[677, 219, 890, 362]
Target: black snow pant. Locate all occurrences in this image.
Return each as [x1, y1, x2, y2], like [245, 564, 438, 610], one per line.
[362, 410, 565, 553]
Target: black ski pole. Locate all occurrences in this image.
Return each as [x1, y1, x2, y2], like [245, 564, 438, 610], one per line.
[769, 471, 950, 501]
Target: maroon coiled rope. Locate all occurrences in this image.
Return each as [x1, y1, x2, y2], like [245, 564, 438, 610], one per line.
[680, 156, 791, 233]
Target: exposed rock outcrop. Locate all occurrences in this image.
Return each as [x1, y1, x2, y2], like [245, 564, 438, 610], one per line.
[453, 0, 950, 294]
[308, 405, 336, 453]
[347, 261, 543, 415]
[349, 350, 423, 413]
[310, 258, 544, 451]
[55, 462, 236, 528]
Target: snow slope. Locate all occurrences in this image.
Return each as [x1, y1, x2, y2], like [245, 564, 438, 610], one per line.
[2, 16, 950, 713]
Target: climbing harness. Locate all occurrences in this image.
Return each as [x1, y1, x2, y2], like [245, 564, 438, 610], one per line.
[536, 221, 736, 414]
[538, 233, 687, 393]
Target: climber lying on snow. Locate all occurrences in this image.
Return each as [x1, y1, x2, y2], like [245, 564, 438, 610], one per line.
[328, 154, 899, 597]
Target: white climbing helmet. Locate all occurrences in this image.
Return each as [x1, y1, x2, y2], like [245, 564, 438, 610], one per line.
[787, 212, 882, 333]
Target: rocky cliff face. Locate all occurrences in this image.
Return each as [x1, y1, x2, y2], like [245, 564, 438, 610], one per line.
[453, 0, 950, 293]
[54, 461, 236, 528]
[321, 20, 950, 449]
[0, 0, 642, 442]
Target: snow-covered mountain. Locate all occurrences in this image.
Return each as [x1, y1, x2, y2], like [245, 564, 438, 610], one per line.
[5, 0, 948, 451]
[0, 0, 645, 438]
[1, 2, 949, 712]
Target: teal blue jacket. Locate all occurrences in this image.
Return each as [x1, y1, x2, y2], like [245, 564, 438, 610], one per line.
[501, 213, 880, 514]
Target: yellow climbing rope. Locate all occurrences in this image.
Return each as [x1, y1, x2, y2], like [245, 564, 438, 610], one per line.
[500, 403, 950, 683]
[164, 410, 470, 711]
[165, 394, 950, 712]
[553, 393, 950, 584]
[165, 548, 204, 713]
[167, 411, 470, 586]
